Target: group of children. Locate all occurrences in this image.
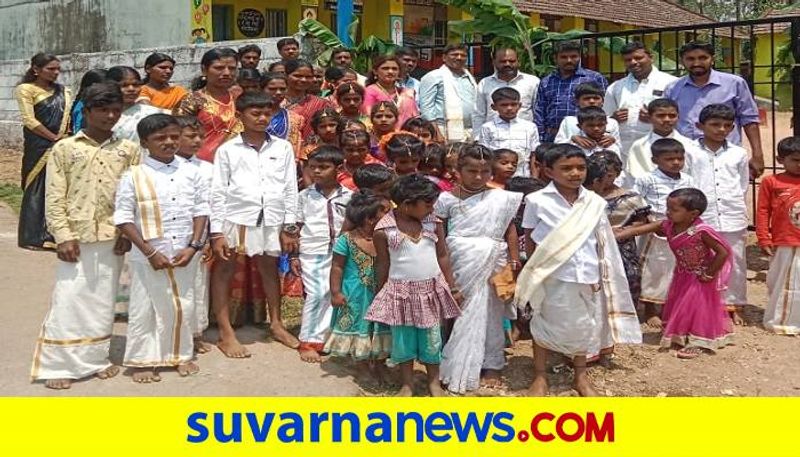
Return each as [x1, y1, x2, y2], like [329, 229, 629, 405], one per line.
[28, 45, 800, 398]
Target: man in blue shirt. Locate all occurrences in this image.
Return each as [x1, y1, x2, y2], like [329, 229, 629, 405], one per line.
[534, 40, 608, 142]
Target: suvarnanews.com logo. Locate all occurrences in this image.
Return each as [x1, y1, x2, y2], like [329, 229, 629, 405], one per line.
[186, 410, 615, 444]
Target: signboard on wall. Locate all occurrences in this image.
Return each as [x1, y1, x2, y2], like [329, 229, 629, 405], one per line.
[303, 7, 318, 20]
[390, 16, 403, 45]
[237, 8, 265, 37]
[190, 0, 212, 43]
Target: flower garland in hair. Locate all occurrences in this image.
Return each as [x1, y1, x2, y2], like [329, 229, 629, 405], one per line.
[378, 130, 422, 158]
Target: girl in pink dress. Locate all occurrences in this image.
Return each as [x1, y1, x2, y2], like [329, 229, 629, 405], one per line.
[622, 188, 734, 359]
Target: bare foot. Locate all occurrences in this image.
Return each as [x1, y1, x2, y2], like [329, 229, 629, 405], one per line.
[132, 368, 161, 383]
[677, 346, 709, 359]
[194, 337, 213, 354]
[396, 385, 413, 397]
[270, 323, 300, 349]
[729, 309, 745, 326]
[526, 374, 549, 396]
[645, 315, 663, 330]
[573, 373, 599, 397]
[177, 361, 200, 377]
[96, 365, 120, 380]
[429, 381, 446, 397]
[217, 337, 251, 358]
[480, 369, 503, 388]
[298, 347, 322, 363]
[44, 378, 72, 390]
[372, 361, 392, 387]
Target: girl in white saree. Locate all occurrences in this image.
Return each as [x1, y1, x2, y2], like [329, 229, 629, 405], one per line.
[437, 145, 522, 394]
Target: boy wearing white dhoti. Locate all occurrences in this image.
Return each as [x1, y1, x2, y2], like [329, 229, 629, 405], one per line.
[687, 104, 750, 325]
[175, 115, 213, 354]
[31, 83, 140, 389]
[115, 114, 210, 383]
[293, 147, 352, 363]
[634, 138, 695, 327]
[515, 144, 641, 397]
[436, 145, 523, 394]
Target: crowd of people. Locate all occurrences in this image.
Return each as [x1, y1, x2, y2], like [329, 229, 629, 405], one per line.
[14, 35, 799, 396]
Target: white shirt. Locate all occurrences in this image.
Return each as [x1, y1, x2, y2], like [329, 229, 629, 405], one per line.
[687, 139, 749, 232]
[522, 183, 600, 284]
[114, 156, 210, 262]
[185, 155, 213, 188]
[210, 134, 298, 233]
[298, 185, 352, 255]
[472, 71, 540, 134]
[112, 103, 168, 144]
[624, 130, 696, 188]
[477, 117, 540, 177]
[555, 115, 622, 147]
[633, 168, 695, 219]
[603, 68, 678, 152]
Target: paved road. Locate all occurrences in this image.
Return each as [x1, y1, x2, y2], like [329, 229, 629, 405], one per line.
[0, 205, 361, 396]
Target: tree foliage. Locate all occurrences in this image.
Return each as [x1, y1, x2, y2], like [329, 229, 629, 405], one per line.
[298, 18, 397, 73]
[675, 0, 791, 20]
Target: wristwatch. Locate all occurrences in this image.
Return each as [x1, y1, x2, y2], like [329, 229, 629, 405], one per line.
[282, 223, 300, 235]
[188, 240, 204, 251]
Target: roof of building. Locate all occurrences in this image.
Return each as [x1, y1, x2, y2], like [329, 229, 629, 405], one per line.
[753, 3, 800, 34]
[513, 0, 715, 29]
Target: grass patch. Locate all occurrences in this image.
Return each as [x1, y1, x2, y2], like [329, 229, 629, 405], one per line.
[0, 183, 23, 213]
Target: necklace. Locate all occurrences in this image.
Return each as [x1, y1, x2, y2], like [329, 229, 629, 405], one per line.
[455, 184, 488, 214]
[284, 93, 308, 110]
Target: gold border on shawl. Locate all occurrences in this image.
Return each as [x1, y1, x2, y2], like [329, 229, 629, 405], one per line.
[132, 167, 153, 238]
[165, 268, 184, 362]
[38, 334, 112, 346]
[142, 170, 164, 235]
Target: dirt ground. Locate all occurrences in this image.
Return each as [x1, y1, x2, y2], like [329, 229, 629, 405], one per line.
[1, 117, 799, 397]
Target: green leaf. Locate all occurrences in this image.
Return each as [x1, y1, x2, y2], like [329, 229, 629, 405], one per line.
[299, 18, 343, 49]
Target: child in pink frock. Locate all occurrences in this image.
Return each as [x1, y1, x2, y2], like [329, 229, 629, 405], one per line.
[620, 188, 734, 359]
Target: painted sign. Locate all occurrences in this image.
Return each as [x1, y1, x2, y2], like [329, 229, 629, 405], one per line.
[237, 8, 265, 38]
[190, 0, 212, 44]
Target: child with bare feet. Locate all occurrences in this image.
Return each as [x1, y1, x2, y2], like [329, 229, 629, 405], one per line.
[515, 144, 641, 396]
[324, 190, 391, 383]
[437, 144, 522, 394]
[634, 138, 695, 328]
[209, 93, 301, 357]
[365, 175, 462, 396]
[293, 146, 353, 362]
[175, 115, 214, 355]
[31, 83, 139, 389]
[115, 114, 208, 382]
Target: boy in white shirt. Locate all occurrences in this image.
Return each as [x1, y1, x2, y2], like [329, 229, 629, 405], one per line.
[477, 87, 539, 177]
[625, 98, 697, 188]
[634, 138, 695, 328]
[115, 113, 209, 382]
[516, 144, 640, 397]
[689, 104, 749, 325]
[175, 115, 214, 354]
[555, 83, 621, 151]
[209, 93, 301, 357]
[292, 146, 352, 362]
[570, 106, 622, 158]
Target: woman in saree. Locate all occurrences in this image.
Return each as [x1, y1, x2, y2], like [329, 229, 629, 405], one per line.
[139, 52, 188, 111]
[282, 59, 334, 137]
[435, 144, 523, 394]
[261, 72, 304, 160]
[362, 55, 419, 128]
[14, 53, 72, 251]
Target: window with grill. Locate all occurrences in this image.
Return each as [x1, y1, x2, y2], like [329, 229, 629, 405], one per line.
[265, 9, 287, 38]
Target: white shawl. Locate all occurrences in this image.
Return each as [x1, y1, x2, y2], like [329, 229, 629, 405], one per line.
[439, 65, 476, 142]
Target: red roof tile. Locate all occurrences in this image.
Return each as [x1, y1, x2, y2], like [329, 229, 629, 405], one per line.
[512, 0, 715, 29]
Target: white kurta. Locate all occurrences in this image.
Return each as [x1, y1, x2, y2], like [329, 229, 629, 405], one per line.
[437, 189, 523, 394]
[31, 241, 122, 380]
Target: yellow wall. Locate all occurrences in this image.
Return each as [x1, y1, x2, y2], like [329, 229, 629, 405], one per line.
[214, 0, 301, 40]
[753, 31, 792, 109]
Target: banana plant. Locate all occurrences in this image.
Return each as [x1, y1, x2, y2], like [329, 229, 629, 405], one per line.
[298, 17, 398, 74]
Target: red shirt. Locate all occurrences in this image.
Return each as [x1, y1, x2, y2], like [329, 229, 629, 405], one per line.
[756, 173, 800, 247]
[337, 155, 382, 190]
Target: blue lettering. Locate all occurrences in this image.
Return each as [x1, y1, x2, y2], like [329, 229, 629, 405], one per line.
[397, 412, 425, 442]
[452, 412, 493, 442]
[365, 413, 392, 443]
[310, 412, 329, 442]
[424, 412, 453, 443]
[214, 412, 242, 443]
[277, 413, 304, 442]
[332, 412, 361, 442]
[491, 412, 515, 442]
[245, 412, 275, 442]
[186, 412, 208, 443]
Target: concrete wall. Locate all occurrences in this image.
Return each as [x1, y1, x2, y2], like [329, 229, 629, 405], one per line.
[0, 0, 191, 61]
[0, 37, 284, 149]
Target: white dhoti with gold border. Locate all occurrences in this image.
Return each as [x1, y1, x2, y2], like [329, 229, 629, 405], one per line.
[638, 233, 674, 304]
[188, 254, 210, 336]
[31, 241, 122, 380]
[764, 246, 800, 335]
[722, 230, 748, 307]
[123, 261, 195, 367]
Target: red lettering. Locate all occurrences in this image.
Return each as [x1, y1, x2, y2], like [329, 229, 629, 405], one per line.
[555, 412, 585, 442]
[530, 412, 555, 442]
[585, 412, 615, 442]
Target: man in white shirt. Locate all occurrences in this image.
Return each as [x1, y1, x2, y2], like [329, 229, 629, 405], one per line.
[419, 44, 477, 141]
[687, 104, 750, 323]
[209, 93, 301, 356]
[477, 87, 539, 177]
[604, 42, 678, 156]
[472, 47, 540, 137]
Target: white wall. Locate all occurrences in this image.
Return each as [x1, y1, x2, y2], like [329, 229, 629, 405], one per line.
[0, 37, 285, 148]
